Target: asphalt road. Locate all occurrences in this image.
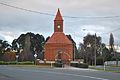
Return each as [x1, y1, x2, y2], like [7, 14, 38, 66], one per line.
[0, 65, 120, 80]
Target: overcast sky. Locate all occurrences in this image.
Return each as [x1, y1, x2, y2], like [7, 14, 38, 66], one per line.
[0, 0, 120, 47]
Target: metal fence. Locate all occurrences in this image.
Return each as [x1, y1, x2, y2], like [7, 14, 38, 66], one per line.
[105, 61, 120, 66]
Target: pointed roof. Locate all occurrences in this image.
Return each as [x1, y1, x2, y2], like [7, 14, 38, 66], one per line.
[54, 9, 63, 20]
[46, 32, 72, 44]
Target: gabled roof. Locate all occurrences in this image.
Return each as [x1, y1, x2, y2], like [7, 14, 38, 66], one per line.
[46, 32, 72, 44]
[54, 9, 63, 21]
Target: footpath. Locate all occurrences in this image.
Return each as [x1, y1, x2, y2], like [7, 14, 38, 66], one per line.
[55, 66, 98, 71]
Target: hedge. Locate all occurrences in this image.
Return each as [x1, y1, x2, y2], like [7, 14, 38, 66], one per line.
[0, 61, 88, 68]
[0, 61, 34, 65]
[17, 61, 34, 65]
[70, 63, 88, 68]
[38, 63, 51, 66]
[54, 63, 63, 67]
[96, 57, 104, 65]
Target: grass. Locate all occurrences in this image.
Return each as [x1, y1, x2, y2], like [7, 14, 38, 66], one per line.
[8, 64, 53, 68]
[89, 66, 120, 73]
[0, 61, 55, 68]
[109, 65, 120, 67]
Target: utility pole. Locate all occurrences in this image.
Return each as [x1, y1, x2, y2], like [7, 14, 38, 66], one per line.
[94, 33, 96, 67]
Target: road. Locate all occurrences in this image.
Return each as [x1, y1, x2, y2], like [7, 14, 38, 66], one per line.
[0, 65, 120, 80]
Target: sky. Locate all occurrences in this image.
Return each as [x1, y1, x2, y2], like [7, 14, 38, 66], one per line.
[0, 0, 120, 47]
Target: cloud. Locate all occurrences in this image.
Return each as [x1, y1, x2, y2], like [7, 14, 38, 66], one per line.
[0, 0, 120, 46]
[1, 32, 15, 37]
[0, 35, 6, 40]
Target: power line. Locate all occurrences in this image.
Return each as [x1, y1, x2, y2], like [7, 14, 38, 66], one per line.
[63, 15, 120, 19]
[1, 2, 120, 19]
[0, 2, 54, 16]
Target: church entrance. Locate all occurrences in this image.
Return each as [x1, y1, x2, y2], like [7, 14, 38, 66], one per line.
[55, 50, 71, 67]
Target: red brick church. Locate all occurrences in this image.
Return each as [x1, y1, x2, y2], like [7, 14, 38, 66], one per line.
[44, 9, 73, 62]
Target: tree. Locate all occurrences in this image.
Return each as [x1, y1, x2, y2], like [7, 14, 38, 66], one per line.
[78, 43, 85, 59]
[0, 39, 11, 60]
[31, 34, 45, 60]
[11, 32, 45, 61]
[82, 34, 102, 65]
[11, 39, 18, 51]
[45, 36, 50, 42]
[101, 43, 111, 61]
[109, 33, 114, 53]
[4, 48, 16, 61]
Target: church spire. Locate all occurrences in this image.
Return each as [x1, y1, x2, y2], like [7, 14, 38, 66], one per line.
[54, 8, 63, 21]
[54, 9, 63, 32]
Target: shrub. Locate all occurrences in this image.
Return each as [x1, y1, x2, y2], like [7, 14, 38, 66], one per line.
[77, 63, 88, 68]
[7, 61, 17, 65]
[0, 61, 34, 65]
[71, 63, 88, 68]
[54, 63, 63, 67]
[96, 57, 104, 65]
[0, 61, 6, 65]
[17, 61, 34, 65]
[71, 63, 78, 67]
[4, 51, 16, 61]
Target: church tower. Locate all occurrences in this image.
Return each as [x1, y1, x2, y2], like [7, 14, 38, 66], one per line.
[54, 9, 63, 32]
[44, 9, 73, 62]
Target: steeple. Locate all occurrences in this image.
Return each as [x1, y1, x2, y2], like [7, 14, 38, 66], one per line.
[55, 8, 63, 21]
[54, 9, 63, 32]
